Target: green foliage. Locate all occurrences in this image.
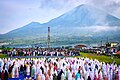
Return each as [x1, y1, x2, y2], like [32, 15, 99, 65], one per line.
[106, 43, 111, 47]
[114, 54, 120, 58]
[0, 47, 12, 51]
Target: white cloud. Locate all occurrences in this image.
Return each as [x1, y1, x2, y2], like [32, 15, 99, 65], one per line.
[86, 0, 120, 18]
[76, 26, 120, 32]
[93, 26, 120, 32]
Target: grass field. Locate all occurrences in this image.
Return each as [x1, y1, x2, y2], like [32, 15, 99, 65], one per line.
[0, 54, 8, 58]
[79, 52, 120, 65]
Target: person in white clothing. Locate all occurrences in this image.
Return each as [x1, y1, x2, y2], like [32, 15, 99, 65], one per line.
[26, 62, 30, 76]
[68, 67, 72, 80]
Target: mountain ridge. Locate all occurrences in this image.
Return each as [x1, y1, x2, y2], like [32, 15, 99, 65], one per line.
[2, 4, 120, 35]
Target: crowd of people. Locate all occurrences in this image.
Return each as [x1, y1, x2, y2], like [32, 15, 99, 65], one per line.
[0, 57, 120, 80]
[4, 48, 80, 57]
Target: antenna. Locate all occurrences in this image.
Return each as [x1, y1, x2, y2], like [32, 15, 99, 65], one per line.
[48, 27, 50, 49]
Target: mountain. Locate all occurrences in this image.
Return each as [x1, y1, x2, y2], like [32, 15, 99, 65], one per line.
[48, 4, 120, 27]
[0, 4, 120, 47]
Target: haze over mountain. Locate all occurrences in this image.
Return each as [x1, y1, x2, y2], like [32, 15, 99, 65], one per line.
[0, 4, 120, 47]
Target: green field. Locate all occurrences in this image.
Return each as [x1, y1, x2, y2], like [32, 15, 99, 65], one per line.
[79, 52, 120, 65]
[0, 54, 8, 58]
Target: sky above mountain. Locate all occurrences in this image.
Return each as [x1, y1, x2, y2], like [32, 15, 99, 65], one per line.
[0, 0, 120, 34]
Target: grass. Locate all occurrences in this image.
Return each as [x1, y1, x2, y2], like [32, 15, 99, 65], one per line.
[0, 54, 8, 58]
[79, 52, 120, 65]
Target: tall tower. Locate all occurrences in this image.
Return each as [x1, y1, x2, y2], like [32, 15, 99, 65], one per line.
[48, 27, 50, 49]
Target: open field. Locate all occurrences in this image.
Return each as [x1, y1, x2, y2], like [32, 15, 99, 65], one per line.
[0, 54, 8, 58]
[79, 52, 120, 65]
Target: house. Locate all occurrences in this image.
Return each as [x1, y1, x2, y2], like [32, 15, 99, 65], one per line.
[110, 42, 119, 47]
[74, 44, 87, 49]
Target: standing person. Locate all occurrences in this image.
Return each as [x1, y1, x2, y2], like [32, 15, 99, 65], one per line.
[41, 73, 45, 80]
[98, 69, 103, 80]
[75, 70, 81, 80]
[53, 73, 57, 80]
[68, 67, 72, 80]
[57, 69, 64, 80]
[1, 66, 8, 80]
[12, 63, 16, 78]
[23, 50, 26, 56]
[33, 51, 35, 56]
[36, 74, 42, 80]
[57, 51, 59, 56]
[94, 69, 98, 80]
[1, 70, 4, 80]
[0, 66, 1, 79]
[45, 72, 49, 80]
[72, 72, 76, 80]
[14, 65, 19, 78]
[8, 64, 12, 78]
[118, 66, 120, 80]
[30, 63, 35, 78]
[50, 65, 54, 80]
[20, 64, 24, 76]
[89, 68, 94, 80]
[61, 71, 65, 80]
[109, 67, 113, 80]
[26, 62, 30, 77]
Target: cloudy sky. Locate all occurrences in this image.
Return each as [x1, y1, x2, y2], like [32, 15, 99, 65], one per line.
[0, 0, 120, 34]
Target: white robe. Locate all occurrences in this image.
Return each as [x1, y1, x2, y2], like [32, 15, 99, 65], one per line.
[50, 67, 54, 76]
[12, 65, 19, 78]
[61, 73, 65, 80]
[89, 71, 94, 80]
[68, 72, 72, 80]
[95, 69, 98, 79]
[41, 74, 45, 80]
[26, 65, 30, 76]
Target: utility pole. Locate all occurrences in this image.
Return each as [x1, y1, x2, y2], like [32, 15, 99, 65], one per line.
[48, 27, 50, 49]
